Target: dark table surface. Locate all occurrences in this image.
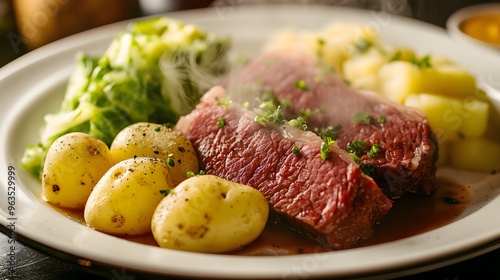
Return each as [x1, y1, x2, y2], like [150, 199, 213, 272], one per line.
[1, 1, 500, 279]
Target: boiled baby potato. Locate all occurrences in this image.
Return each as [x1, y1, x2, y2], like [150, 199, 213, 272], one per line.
[151, 175, 269, 253]
[84, 157, 174, 235]
[110, 122, 199, 186]
[42, 132, 113, 209]
[449, 138, 500, 172]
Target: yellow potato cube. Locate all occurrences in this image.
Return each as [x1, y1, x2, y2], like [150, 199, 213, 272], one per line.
[404, 93, 489, 142]
[378, 61, 421, 103]
[419, 65, 477, 99]
[449, 138, 500, 172]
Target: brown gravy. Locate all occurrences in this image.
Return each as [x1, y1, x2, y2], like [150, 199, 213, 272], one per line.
[51, 177, 469, 255]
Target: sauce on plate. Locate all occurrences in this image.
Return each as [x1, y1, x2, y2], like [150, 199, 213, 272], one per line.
[50, 177, 469, 255]
[460, 14, 500, 46]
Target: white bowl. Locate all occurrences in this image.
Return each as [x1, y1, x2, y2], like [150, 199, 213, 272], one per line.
[446, 3, 500, 52]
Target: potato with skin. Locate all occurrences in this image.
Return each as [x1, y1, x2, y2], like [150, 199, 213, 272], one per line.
[151, 175, 269, 253]
[84, 157, 175, 235]
[42, 132, 113, 209]
[110, 122, 199, 186]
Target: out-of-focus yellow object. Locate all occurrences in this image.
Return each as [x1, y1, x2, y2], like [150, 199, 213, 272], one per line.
[460, 13, 500, 46]
[13, 0, 140, 50]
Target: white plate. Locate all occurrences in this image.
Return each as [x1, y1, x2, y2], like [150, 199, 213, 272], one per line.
[1, 4, 500, 279]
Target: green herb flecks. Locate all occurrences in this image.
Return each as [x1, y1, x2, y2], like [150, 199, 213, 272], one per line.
[216, 97, 232, 108]
[314, 124, 342, 140]
[292, 146, 300, 154]
[347, 140, 367, 155]
[359, 163, 375, 176]
[294, 79, 310, 91]
[288, 116, 308, 131]
[411, 54, 432, 69]
[160, 189, 171, 196]
[377, 115, 387, 123]
[217, 118, 226, 128]
[352, 38, 373, 54]
[352, 111, 373, 124]
[367, 144, 381, 158]
[320, 137, 335, 160]
[167, 157, 175, 167]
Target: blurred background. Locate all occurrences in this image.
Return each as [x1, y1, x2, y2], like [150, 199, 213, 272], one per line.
[0, 0, 498, 67]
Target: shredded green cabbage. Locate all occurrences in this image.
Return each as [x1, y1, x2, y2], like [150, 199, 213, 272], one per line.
[21, 17, 231, 178]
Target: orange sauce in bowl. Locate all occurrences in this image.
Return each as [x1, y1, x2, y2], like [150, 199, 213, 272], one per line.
[460, 14, 500, 46]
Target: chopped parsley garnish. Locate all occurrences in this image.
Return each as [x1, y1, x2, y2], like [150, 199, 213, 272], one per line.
[368, 144, 381, 158]
[352, 111, 373, 124]
[411, 54, 432, 69]
[359, 163, 375, 176]
[352, 38, 373, 54]
[294, 79, 310, 91]
[292, 146, 300, 154]
[254, 105, 285, 125]
[347, 140, 367, 155]
[390, 50, 402, 62]
[167, 157, 175, 167]
[217, 118, 226, 128]
[320, 137, 335, 160]
[187, 169, 206, 178]
[288, 116, 308, 131]
[377, 115, 387, 123]
[216, 97, 232, 108]
[160, 189, 171, 196]
[315, 124, 342, 140]
[154, 125, 162, 132]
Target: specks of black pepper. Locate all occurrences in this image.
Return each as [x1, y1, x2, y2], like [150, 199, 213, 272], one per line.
[128, 168, 134, 172]
[52, 185, 60, 194]
[177, 223, 184, 230]
[178, 146, 186, 153]
[185, 198, 189, 202]
[142, 133, 146, 137]
[80, 181, 85, 186]
[221, 192, 227, 199]
[133, 155, 137, 159]
[177, 159, 182, 164]
[441, 196, 461, 205]
[153, 150, 159, 155]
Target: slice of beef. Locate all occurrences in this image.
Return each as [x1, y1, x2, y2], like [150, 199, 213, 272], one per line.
[175, 86, 392, 250]
[225, 51, 438, 199]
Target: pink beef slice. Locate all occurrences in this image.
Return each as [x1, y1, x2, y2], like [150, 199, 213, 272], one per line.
[175, 86, 393, 249]
[225, 51, 438, 199]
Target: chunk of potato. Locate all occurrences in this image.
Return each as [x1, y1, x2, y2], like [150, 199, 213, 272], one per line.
[84, 157, 174, 235]
[449, 138, 500, 172]
[42, 132, 113, 209]
[378, 61, 421, 103]
[151, 175, 269, 253]
[419, 65, 477, 99]
[110, 122, 199, 186]
[343, 48, 387, 90]
[404, 93, 489, 142]
[378, 61, 477, 103]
